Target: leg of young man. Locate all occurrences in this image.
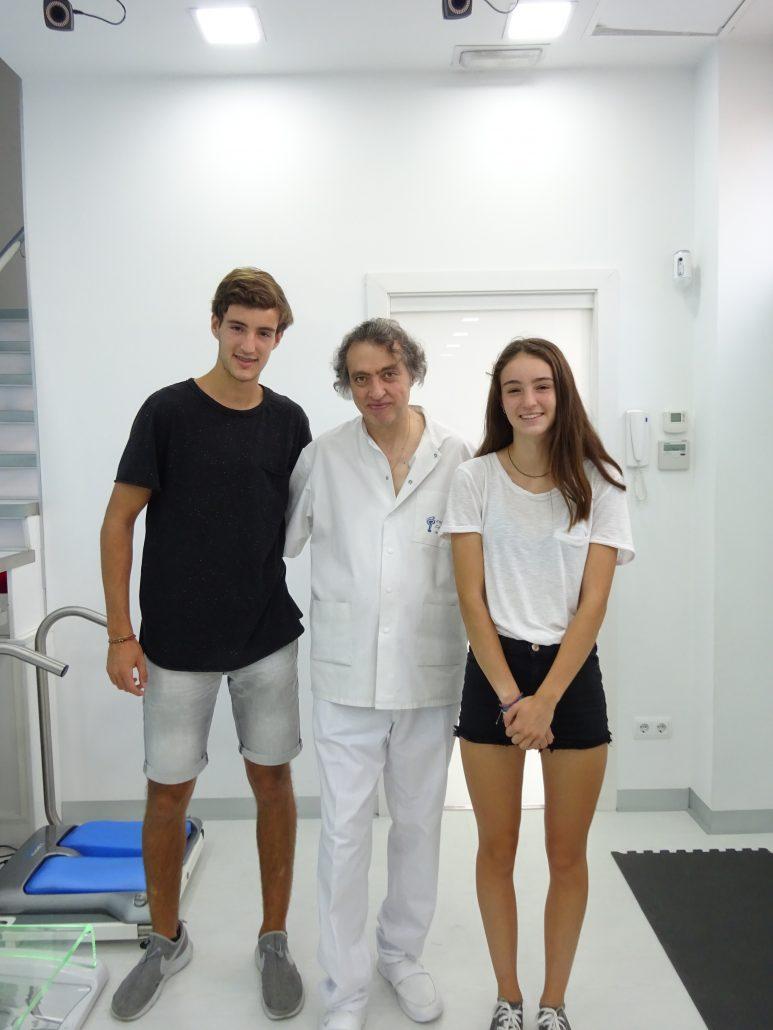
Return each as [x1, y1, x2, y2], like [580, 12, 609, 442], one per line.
[143, 777, 197, 938]
[375, 706, 455, 1023]
[111, 663, 217, 1021]
[228, 641, 304, 1021]
[244, 760, 297, 934]
[460, 740, 526, 1006]
[539, 745, 607, 1009]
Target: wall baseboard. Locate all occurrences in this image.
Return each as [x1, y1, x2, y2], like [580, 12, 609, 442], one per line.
[616, 788, 689, 812]
[58, 793, 773, 833]
[62, 795, 322, 824]
[687, 789, 773, 835]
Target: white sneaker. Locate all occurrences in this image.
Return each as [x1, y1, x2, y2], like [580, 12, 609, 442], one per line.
[377, 957, 443, 1023]
[319, 1008, 366, 1030]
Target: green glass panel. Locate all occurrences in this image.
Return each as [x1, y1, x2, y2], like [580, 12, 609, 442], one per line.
[0, 923, 96, 1028]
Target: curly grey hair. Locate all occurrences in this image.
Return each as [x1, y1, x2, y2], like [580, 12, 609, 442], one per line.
[333, 318, 428, 396]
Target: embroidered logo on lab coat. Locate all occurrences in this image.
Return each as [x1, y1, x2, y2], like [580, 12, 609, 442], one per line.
[425, 516, 443, 534]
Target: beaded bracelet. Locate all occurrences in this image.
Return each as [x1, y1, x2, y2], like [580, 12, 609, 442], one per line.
[108, 633, 136, 646]
[496, 693, 524, 724]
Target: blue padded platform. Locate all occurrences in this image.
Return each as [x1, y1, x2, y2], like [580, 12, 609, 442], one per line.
[23, 821, 196, 895]
[59, 820, 194, 857]
[25, 856, 146, 895]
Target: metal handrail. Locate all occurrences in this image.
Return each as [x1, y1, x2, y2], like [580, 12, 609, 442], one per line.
[0, 641, 67, 677]
[0, 227, 24, 277]
[34, 606, 108, 826]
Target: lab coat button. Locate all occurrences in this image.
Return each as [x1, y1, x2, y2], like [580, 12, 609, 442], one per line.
[386, 587, 393, 593]
[382, 627, 390, 634]
[387, 547, 394, 555]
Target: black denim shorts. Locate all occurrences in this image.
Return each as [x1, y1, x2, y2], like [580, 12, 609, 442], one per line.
[455, 636, 611, 751]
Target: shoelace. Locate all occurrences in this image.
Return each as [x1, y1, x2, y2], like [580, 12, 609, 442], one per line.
[493, 1000, 523, 1030]
[537, 1007, 569, 1030]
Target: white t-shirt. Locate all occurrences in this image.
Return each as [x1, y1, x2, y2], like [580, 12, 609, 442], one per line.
[441, 452, 635, 645]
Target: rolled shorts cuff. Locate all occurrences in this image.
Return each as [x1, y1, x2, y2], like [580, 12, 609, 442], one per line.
[239, 738, 303, 767]
[143, 754, 208, 785]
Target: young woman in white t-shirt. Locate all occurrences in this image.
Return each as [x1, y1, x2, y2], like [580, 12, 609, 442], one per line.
[442, 338, 634, 1030]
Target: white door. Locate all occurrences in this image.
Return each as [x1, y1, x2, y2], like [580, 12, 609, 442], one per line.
[390, 292, 594, 810]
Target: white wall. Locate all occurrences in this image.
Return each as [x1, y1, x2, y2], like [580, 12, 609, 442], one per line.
[688, 41, 773, 816]
[712, 42, 773, 811]
[691, 49, 719, 807]
[20, 68, 698, 807]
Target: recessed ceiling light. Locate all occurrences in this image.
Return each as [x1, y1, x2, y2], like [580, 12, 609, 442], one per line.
[505, 1, 574, 43]
[192, 6, 263, 45]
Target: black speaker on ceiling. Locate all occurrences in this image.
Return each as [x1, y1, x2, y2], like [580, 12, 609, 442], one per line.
[443, 0, 472, 19]
[44, 0, 74, 31]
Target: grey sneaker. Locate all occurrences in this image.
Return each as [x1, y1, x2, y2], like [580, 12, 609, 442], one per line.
[490, 998, 524, 1030]
[537, 1006, 572, 1030]
[111, 924, 192, 1021]
[256, 930, 304, 1020]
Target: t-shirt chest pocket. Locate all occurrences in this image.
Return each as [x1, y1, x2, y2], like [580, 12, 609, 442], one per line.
[413, 490, 448, 547]
[553, 520, 590, 549]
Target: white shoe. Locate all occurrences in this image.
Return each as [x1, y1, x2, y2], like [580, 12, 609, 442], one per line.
[377, 957, 443, 1023]
[319, 1009, 366, 1030]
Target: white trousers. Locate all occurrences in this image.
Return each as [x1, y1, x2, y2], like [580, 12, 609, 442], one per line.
[313, 698, 456, 1014]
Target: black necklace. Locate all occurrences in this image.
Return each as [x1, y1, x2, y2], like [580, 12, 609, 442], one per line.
[507, 446, 549, 479]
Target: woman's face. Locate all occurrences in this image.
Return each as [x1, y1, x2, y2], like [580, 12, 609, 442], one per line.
[500, 352, 557, 439]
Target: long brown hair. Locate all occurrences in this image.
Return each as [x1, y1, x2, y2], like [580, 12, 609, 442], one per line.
[478, 338, 624, 526]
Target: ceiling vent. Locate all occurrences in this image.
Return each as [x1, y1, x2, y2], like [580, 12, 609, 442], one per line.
[453, 45, 544, 71]
[588, 0, 751, 39]
[591, 25, 716, 38]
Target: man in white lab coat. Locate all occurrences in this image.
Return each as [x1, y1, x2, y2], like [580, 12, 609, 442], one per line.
[285, 318, 472, 1030]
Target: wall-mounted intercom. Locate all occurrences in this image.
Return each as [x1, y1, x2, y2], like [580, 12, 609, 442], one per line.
[625, 410, 650, 469]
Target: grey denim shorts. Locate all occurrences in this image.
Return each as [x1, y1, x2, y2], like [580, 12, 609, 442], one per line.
[142, 639, 301, 784]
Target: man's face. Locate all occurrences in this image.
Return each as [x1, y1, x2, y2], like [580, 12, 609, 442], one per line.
[346, 341, 413, 429]
[211, 304, 283, 384]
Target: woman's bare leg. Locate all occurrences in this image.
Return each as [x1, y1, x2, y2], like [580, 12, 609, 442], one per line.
[461, 740, 526, 1003]
[540, 745, 607, 1008]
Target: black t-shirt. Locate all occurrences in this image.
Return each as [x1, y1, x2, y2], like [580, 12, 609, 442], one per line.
[115, 379, 311, 672]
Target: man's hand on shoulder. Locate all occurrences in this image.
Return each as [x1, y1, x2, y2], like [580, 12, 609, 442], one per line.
[106, 638, 148, 698]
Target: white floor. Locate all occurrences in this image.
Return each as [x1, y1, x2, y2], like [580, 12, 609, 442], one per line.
[86, 810, 773, 1030]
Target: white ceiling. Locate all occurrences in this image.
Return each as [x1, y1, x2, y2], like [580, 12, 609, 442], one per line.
[0, 0, 771, 79]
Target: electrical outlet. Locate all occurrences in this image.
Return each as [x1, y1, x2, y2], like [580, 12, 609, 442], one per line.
[633, 716, 672, 740]
[634, 717, 654, 738]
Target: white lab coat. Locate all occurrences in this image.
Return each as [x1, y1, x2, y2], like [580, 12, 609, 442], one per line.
[285, 410, 473, 709]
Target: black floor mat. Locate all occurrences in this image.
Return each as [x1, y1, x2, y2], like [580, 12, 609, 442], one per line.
[612, 848, 773, 1030]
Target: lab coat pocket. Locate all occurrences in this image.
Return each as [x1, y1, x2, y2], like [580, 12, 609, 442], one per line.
[417, 601, 467, 667]
[310, 600, 352, 666]
[413, 490, 449, 547]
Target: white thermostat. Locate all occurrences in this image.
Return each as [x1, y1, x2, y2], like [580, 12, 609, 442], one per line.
[658, 440, 689, 470]
[663, 410, 687, 434]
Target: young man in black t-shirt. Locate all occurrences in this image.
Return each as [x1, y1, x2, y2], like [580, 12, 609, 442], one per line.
[100, 268, 310, 1023]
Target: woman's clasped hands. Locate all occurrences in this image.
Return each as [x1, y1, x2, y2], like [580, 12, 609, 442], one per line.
[503, 693, 555, 751]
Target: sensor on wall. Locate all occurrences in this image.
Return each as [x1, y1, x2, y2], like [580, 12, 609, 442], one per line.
[673, 250, 692, 281]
